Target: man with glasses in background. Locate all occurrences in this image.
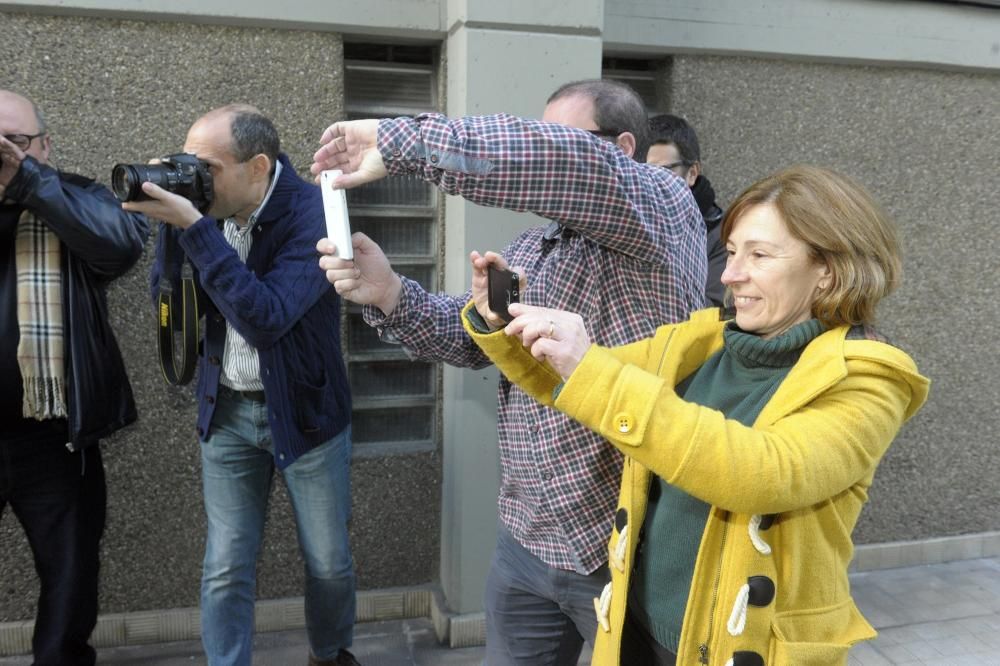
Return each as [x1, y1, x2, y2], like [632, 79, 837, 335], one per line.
[314, 79, 707, 664]
[647, 113, 728, 307]
[0, 89, 148, 666]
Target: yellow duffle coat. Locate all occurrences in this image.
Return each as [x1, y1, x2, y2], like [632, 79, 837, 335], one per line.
[464, 306, 929, 666]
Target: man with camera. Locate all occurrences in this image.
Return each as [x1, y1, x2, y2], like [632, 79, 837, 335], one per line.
[313, 80, 707, 664]
[0, 89, 148, 666]
[122, 104, 358, 666]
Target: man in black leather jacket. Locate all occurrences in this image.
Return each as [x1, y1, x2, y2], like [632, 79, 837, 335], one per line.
[647, 114, 728, 308]
[0, 89, 148, 666]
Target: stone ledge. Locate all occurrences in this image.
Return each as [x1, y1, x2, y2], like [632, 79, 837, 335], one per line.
[429, 586, 486, 648]
[5, 533, 999, 657]
[850, 530, 1000, 572]
[0, 586, 432, 657]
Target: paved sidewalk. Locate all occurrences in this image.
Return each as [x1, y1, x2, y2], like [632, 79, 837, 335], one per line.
[849, 557, 1000, 665]
[2, 557, 998, 665]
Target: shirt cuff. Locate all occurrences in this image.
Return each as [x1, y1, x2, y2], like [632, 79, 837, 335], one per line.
[378, 117, 427, 178]
[361, 274, 421, 331]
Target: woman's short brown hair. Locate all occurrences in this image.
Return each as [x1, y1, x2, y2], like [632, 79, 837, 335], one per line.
[721, 165, 901, 328]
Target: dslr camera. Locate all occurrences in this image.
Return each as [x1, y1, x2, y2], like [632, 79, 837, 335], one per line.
[112, 153, 214, 213]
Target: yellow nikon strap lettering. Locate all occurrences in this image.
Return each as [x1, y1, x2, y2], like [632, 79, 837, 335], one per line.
[157, 226, 199, 385]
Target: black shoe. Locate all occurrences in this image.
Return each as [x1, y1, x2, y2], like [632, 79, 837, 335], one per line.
[308, 649, 361, 666]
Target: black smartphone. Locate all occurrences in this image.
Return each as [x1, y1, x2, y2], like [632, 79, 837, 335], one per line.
[487, 266, 519, 323]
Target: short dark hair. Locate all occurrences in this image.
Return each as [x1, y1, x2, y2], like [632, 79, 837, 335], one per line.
[221, 104, 280, 166]
[547, 79, 651, 161]
[648, 114, 700, 164]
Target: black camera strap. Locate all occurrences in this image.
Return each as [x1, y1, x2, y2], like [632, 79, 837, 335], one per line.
[157, 228, 199, 385]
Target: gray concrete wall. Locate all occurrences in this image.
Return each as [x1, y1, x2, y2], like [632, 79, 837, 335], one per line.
[438, 0, 604, 613]
[3, 0, 999, 627]
[0, 10, 440, 622]
[0, 0, 447, 38]
[604, 0, 1000, 71]
[6, 0, 999, 73]
[664, 54, 1000, 543]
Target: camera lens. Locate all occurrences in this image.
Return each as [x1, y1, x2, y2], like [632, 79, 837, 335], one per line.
[109, 155, 213, 212]
[111, 164, 144, 202]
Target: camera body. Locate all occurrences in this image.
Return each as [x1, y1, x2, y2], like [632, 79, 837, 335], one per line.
[112, 153, 214, 213]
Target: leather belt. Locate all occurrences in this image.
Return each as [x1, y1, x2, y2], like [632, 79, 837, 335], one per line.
[220, 385, 266, 403]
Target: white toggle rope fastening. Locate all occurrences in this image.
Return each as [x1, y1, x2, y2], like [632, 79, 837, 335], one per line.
[610, 523, 629, 572]
[716, 516, 774, 660]
[727, 583, 750, 636]
[593, 581, 613, 632]
[748, 514, 772, 555]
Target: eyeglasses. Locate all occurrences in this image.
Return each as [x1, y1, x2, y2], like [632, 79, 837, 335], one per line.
[653, 160, 693, 173]
[586, 128, 624, 140]
[3, 132, 47, 151]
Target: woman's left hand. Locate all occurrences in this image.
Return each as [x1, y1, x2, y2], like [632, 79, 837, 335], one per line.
[505, 304, 590, 381]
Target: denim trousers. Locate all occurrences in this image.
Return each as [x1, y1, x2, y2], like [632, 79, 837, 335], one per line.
[199, 388, 355, 666]
[0, 434, 105, 666]
[484, 523, 609, 666]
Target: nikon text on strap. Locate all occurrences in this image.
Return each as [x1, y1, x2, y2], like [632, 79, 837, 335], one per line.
[157, 225, 198, 385]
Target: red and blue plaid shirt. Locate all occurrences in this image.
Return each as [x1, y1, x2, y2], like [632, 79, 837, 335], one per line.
[365, 113, 707, 573]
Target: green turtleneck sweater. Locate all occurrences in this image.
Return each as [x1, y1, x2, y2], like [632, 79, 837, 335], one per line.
[629, 318, 825, 652]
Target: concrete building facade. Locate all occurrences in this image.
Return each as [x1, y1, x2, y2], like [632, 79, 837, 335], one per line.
[1, 0, 998, 653]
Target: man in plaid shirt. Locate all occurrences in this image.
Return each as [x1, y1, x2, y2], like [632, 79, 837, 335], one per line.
[314, 80, 707, 664]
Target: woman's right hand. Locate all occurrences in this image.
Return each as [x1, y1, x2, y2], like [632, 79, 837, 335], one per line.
[505, 304, 590, 381]
[469, 250, 522, 331]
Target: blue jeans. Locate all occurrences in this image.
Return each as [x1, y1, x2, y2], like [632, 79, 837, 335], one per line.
[199, 388, 355, 666]
[484, 523, 608, 666]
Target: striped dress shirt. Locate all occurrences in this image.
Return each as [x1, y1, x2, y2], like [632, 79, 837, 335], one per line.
[219, 161, 282, 392]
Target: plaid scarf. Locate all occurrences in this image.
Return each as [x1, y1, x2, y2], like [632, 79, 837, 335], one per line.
[15, 208, 67, 419]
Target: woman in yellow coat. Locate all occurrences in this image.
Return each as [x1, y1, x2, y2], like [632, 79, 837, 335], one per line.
[463, 165, 929, 666]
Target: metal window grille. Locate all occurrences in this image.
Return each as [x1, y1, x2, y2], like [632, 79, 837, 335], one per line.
[602, 56, 662, 112]
[343, 44, 440, 454]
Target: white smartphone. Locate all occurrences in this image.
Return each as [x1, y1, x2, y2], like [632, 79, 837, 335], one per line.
[320, 169, 353, 260]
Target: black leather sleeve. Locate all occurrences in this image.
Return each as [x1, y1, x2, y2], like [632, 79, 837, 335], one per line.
[4, 156, 149, 279]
